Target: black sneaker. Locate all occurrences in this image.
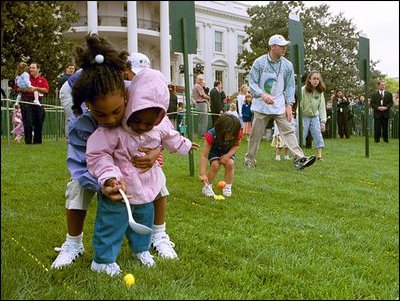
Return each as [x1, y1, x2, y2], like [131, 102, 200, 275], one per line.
[293, 156, 316, 170]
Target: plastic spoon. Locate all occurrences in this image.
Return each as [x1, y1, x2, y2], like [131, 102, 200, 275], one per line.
[118, 188, 153, 235]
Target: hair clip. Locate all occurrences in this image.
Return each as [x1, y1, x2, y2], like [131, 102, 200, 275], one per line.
[95, 54, 104, 64]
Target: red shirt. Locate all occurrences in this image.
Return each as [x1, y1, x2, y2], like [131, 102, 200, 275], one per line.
[205, 129, 243, 145]
[21, 75, 49, 101]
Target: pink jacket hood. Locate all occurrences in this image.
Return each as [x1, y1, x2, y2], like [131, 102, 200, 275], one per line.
[123, 68, 169, 134]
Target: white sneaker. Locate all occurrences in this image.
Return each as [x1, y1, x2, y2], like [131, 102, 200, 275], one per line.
[90, 261, 121, 277]
[51, 241, 85, 269]
[135, 251, 156, 268]
[275, 155, 281, 161]
[222, 187, 232, 197]
[202, 184, 214, 197]
[152, 233, 178, 259]
[244, 161, 256, 168]
[284, 155, 290, 160]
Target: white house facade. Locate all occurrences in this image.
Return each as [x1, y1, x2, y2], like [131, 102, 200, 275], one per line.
[65, 1, 251, 96]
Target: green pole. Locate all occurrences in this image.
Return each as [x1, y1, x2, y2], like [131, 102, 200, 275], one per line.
[332, 98, 337, 139]
[363, 59, 369, 157]
[294, 44, 303, 148]
[181, 17, 195, 176]
[358, 33, 370, 158]
[55, 106, 59, 142]
[288, 15, 304, 147]
[6, 98, 10, 146]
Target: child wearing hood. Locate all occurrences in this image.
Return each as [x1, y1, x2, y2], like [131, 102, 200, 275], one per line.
[86, 68, 199, 276]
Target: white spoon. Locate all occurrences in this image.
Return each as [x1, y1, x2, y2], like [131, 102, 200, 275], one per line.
[118, 188, 153, 235]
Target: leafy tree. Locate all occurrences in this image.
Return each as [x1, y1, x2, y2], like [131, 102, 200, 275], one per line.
[237, 1, 301, 72]
[1, 1, 79, 98]
[358, 63, 398, 98]
[384, 77, 399, 94]
[237, 1, 388, 98]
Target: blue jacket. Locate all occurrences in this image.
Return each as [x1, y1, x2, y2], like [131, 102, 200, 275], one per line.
[241, 103, 252, 122]
[67, 110, 100, 191]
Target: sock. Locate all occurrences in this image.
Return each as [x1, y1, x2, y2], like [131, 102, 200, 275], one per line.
[225, 184, 232, 190]
[66, 232, 83, 245]
[275, 155, 281, 160]
[284, 155, 290, 160]
[152, 223, 166, 235]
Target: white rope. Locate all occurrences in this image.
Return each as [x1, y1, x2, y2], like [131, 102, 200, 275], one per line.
[190, 110, 223, 117]
[1, 98, 64, 109]
[166, 109, 222, 117]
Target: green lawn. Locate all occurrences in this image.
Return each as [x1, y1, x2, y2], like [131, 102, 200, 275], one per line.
[1, 136, 399, 300]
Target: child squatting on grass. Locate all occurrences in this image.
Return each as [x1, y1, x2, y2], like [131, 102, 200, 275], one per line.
[86, 66, 199, 276]
[51, 34, 160, 270]
[199, 114, 242, 197]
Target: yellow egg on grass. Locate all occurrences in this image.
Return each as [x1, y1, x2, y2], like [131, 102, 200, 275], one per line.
[123, 273, 135, 287]
[214, 195, 225, 200]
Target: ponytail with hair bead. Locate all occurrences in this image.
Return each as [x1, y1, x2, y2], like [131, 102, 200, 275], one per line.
[71, 33, 127, 115]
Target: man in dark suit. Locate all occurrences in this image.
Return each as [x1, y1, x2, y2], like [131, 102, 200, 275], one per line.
[370, 80, 393, 143]
[209, 81, 224, 126]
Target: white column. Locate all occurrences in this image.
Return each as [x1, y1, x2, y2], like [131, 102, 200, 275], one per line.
[160, 1, 171, 81]
[87, 1, 98, 34]
[189, 54, 194, 92]
[127, 1, 138, 53]
[203, 23, 211, 86]
[227, 28, 234, 95]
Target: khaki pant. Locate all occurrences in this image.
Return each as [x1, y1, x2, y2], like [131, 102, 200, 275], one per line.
[244, 111, 304, 164]
[65, 178, 96, 210]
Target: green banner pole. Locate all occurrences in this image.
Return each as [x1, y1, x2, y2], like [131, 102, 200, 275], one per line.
[359, 33, 370, 158]
[332, 99, 337, 139]
[294, 44, 303, 148]
[182, 17, 195, 176]
[363, 58, 369, 157]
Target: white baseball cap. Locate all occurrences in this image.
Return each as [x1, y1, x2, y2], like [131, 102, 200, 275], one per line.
[127, 52, 151, 74]
[268, 34, 290, 46]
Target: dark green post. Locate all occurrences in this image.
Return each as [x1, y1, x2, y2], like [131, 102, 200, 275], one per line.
[181, 18, 195, 176]
[332, 98, 337, 138]
[170, 1, 197, 176]
[55, 106, 59, 141]
[358, 33, 370, 158]
[288, 14, 304, 147]
[6, 98, 11, 146]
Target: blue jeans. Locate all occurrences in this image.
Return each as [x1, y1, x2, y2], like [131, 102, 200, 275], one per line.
[302, 116, 324, 148]
[92, 194, 154, 264]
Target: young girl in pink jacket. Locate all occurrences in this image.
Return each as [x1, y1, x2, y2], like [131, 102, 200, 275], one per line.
[86, 67, 199, 276]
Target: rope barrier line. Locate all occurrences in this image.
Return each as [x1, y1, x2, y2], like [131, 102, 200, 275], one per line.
[8, 236, 50, 272]
[190, 110, 222, 116]
[2, 98, 222, 115]
[167, 109, 222, 117]
[1, 106, 63, 112]
[1, 98, 64, 109]
[7, 234, 80, 295]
